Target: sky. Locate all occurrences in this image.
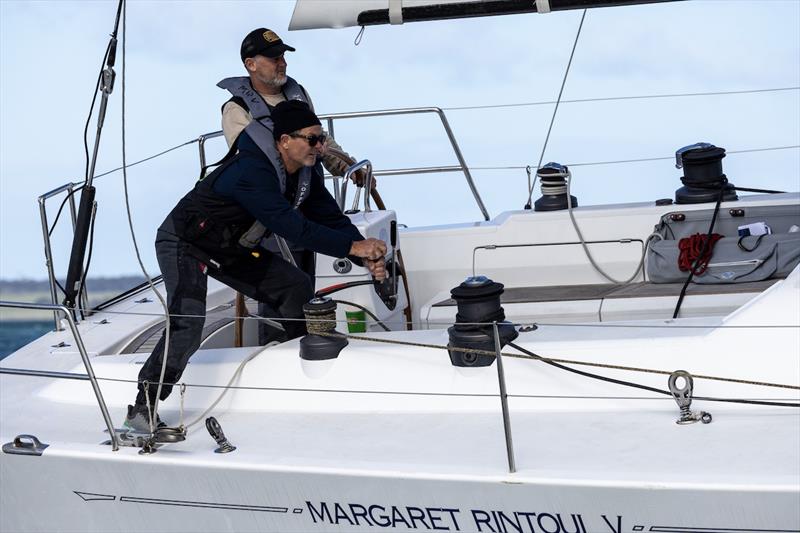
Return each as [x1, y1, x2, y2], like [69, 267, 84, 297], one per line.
[0, 0, 798, 282]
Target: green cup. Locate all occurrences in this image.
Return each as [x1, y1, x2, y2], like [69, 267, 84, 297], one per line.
[346, 310, 367, 333]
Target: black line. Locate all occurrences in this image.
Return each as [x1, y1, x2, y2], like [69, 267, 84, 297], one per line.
[74, 491, 116, 501]
[119, 496, 287, 513]
[650, 526, 800, 532]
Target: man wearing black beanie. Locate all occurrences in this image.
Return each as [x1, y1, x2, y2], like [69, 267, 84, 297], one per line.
[123, 100, 386, 432]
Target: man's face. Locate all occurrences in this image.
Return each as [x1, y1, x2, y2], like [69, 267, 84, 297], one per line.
[246, 53, 287, 90]
[281, 125, 325, 169]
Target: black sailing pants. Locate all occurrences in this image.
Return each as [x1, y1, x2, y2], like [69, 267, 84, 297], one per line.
[257, 239, 316, 345]
[136, 231, 313, 405]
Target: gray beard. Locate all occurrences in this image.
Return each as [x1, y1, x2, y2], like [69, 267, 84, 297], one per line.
[266, 75, 288, 89]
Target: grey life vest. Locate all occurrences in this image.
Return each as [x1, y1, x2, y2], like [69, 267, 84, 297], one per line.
[217, 76, 315, 248]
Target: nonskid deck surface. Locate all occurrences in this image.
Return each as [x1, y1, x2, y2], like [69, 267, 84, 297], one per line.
[2, 382, 799, 486]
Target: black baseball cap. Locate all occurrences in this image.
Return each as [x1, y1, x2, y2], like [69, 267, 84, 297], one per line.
[240, 28, 296, 62]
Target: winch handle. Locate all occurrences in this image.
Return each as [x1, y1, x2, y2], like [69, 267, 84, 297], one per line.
[390, 220, 398, 298]
[315, 280, 376, 298]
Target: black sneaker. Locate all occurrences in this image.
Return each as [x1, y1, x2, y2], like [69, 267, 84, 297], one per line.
[123, 404, 166, 433]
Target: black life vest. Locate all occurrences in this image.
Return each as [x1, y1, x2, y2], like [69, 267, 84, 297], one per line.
[161, 148, 315, 267]
[215, 76, 315, 251]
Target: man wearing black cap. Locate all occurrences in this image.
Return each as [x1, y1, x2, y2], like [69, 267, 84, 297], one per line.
[123, 100, 386, 432]
[218, 28, 361, 180]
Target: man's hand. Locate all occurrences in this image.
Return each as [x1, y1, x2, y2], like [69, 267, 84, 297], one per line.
[349, 238, 387, 261]
[364, 258, 386, 281]
[351, 169, 377, 189]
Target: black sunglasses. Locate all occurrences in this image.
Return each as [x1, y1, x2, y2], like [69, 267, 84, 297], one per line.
[289, 132, 327, 147]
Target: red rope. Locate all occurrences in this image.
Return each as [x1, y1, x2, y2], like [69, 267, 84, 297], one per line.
[678, 233, 724, 276]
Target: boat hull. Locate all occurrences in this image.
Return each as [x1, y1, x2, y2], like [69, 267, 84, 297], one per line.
[2, 450, 798, 533]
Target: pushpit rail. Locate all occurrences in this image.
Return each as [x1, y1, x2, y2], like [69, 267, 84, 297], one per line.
[39, 106, 485, 331]
[197, 106, 490, 221]
[0, 301, 119, 451]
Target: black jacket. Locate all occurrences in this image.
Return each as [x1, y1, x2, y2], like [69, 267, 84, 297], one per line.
[160, 131, 363, 265]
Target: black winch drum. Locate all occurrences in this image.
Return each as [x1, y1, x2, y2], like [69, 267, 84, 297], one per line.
[447, 276, 519, 367]
[675, 144, 737, 204]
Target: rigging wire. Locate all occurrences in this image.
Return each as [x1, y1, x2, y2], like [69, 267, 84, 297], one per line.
[82, 45, 112, 186]
[66, 130, 799, 189]
[467, 145, 800, 172]
[117, 0, 172, 432]
[47, 186, 85, 237]
[443, 86, 800, 112]
[69, 2, 122, 315]
[525, 9, 588, 209]
[93, 139, 197, 182]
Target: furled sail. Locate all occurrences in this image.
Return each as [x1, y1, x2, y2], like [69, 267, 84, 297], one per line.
[289, 0, 677, 30]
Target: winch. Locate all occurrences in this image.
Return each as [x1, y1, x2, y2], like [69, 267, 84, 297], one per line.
[299, 297, 348, 360]
[674, 142, 737, 204]
[534, 162, 578, 212]
[447, 276, 518, 367]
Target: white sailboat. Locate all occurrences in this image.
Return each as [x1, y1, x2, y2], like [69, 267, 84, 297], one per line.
[1, 1, 799, 532]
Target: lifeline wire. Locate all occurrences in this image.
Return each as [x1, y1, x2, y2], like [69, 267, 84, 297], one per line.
[505, 341, 799, 408]
[83, 331, 800, 405]
[89, 375, 799, 402]
[50, 297, 800, 393]
[63, 303, 800, 329]
[525, 9, 587, 209]
[310, 330, 800, 393]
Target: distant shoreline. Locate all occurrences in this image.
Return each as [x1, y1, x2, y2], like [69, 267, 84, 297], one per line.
[0, 276, 147, 321]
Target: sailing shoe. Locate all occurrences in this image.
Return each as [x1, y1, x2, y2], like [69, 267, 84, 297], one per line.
[123, 404, 166, 433]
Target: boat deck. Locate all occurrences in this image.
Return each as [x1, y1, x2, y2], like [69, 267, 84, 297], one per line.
[434, 279, 781, 306]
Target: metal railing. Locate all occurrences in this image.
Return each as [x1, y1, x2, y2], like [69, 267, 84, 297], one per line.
[198, 131, 225, 170]
[37, 106, 488, 332]
[197, 106, 490, 221]
[0, 301, 119, 451]
[341, 159, 374, 213]
[472, 239, 647, 279]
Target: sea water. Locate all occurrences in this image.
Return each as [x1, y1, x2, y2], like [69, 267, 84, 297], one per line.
[0, 320, 51, 359]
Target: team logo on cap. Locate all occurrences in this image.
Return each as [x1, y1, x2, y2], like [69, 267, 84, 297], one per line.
[262, 30, 280, 43]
